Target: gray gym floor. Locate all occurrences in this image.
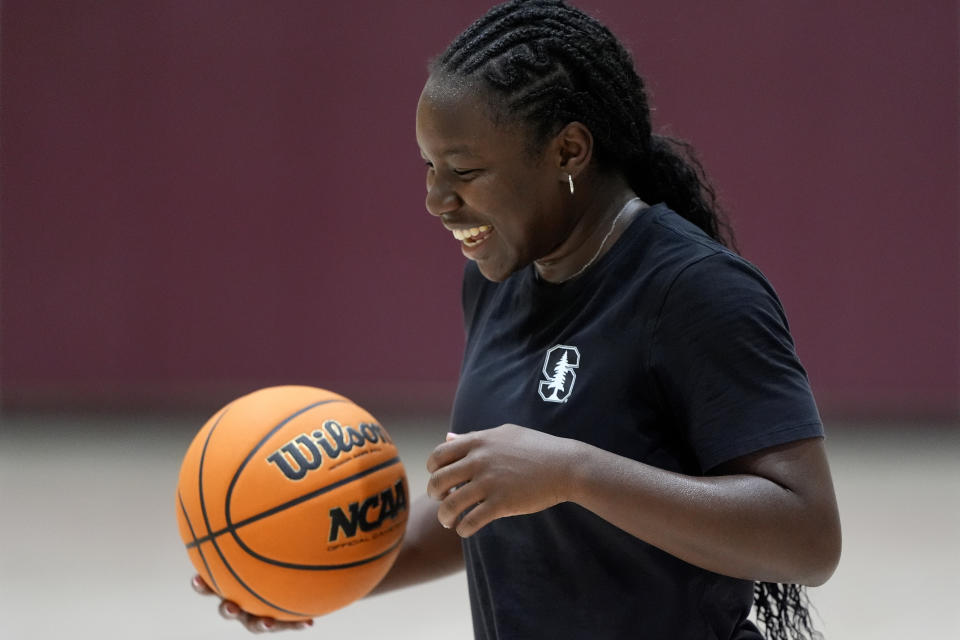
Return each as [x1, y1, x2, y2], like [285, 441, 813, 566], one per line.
[1, 411, 957, 638]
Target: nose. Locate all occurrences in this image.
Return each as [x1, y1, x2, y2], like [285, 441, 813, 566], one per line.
[425, 173, 461, 217]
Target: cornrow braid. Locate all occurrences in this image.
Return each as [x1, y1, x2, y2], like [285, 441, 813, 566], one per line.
[431, 2, 823, 639]
[432, 0, 735, 248]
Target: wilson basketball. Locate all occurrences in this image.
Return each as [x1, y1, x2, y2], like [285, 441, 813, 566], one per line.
[176, 385, 408, 620]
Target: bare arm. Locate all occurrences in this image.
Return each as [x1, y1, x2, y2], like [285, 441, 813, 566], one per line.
[368, 493, 464, 595]
[427, 425, 841, 587]
[566, 435, 841, 585]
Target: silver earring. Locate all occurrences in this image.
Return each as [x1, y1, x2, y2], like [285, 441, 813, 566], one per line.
[568, 174, 575, 195]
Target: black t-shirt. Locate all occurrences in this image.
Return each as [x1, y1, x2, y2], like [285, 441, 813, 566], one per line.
[449, 203, 823, 639]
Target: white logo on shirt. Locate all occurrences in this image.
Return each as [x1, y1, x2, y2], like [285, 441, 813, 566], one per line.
[538, 345, 580, 403]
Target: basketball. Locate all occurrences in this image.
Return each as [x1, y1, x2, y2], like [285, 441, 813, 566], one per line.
[176, 385, 408, 620]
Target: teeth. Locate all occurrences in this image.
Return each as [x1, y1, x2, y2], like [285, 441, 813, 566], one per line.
[452, 225, 491, 242]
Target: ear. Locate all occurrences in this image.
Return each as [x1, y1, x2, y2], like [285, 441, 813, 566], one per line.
[551, 121, 593, 182]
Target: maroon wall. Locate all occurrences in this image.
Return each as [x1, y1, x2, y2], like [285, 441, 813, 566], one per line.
[3, 1, 958, 418]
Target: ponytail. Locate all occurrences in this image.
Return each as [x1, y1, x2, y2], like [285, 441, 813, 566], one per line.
[628, 134, 737, 251]
[754, 582, 822, 640]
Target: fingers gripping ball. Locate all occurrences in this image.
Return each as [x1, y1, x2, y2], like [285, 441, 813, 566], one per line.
[176, 386, 408, 620]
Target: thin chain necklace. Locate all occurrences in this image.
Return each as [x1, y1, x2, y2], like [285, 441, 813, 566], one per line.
[542, 197, 641, 284]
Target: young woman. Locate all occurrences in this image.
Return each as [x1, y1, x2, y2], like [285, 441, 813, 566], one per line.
[195, 1, 841, 637]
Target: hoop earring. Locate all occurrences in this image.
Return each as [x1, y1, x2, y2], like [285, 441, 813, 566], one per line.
[568, 174, 575, 195]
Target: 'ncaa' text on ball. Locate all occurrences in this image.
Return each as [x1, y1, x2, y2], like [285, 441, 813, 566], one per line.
[328, 480, 407, 543]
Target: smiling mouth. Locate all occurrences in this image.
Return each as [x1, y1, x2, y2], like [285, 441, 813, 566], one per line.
[452, 225, 493, 247]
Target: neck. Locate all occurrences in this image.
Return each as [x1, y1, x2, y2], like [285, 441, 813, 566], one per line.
[534, 181, 644, 284]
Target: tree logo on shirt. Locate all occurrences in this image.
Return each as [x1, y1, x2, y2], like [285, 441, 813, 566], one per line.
[538, 345, 580, 403]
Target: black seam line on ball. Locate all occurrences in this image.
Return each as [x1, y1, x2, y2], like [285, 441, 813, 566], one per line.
[226, 470, 408, 570]
[236, 531, 405, 571]
[184, 455, 402, 549]
[196, 404, 311, 617]
[179, 490, 222, 595]
[196, 407, 229, 597]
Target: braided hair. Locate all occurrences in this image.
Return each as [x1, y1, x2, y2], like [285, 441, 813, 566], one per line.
[431, 2, 821, 638]
[431, 0, 735, 248]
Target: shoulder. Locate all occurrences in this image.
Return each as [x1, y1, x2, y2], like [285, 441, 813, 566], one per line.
[657, 250, 788, 338]
[630, 206, 783, 323]
[463, 259, 485, 288]
[611, 205, 770, 319]
[460, 260, 506, 333]
[461, 261, 481, 324]
[461, 259, 493, 306]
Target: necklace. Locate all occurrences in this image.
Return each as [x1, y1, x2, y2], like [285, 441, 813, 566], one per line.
[543, 197, 641, 283]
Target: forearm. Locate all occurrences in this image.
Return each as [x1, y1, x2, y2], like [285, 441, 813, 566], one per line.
[567, 438, 840, 586]
[368, 493, 464, 596]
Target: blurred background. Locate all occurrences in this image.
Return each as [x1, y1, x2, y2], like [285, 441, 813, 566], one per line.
[1, 1, 957, 638]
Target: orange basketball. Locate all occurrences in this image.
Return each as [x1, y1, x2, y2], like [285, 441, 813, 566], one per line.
[176, 385, 408, 620]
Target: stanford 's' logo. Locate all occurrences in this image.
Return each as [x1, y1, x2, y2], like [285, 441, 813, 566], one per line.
[538, 345, 580, 403]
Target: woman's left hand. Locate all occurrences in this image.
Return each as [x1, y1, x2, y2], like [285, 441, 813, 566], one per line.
[425, 424, 577, 537]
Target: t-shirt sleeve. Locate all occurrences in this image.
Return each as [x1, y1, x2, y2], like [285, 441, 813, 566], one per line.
[650, 252, 823, 472]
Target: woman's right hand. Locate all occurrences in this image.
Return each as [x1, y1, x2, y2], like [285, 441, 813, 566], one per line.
[191, 575, 314, 633]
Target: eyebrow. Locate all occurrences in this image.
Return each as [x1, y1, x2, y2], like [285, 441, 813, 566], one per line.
[442, 145, 475, 156]
[419, 144, 478, 159]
